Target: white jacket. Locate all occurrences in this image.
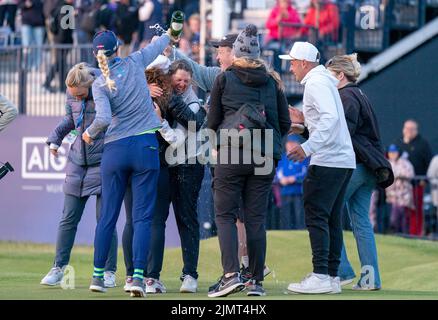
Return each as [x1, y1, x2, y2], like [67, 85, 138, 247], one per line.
[300, 65, 356, 169]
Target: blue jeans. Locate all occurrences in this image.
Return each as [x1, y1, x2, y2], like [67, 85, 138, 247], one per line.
[280, 194, 305, 230]
[338, 164, 381, 288]
[21, 25, 44, 69]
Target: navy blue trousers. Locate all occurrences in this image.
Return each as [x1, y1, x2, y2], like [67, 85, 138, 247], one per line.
[93, 134, 159, 270]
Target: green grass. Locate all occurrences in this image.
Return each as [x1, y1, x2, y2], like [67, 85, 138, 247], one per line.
[1, 231, 438, 300]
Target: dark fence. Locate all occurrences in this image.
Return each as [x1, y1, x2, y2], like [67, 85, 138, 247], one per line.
[0, 44, 94, 116]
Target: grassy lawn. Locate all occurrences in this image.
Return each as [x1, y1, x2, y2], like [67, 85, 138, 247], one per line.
[1, 231, 438, 300]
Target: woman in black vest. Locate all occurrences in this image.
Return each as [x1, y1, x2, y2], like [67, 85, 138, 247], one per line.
[207, 24, 290, 297]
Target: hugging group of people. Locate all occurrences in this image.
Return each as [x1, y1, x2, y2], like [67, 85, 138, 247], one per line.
[39, 22, 389, 298]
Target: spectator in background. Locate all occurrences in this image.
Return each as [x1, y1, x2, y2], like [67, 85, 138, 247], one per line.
[43, 0, 74, 93]
[77, 0, 99, 63]
[302, 0, 340, 43]
[427, 155, 438, 227]
[95, 0, 117, 32]
[265, 0, 302, 72]
[276, 134, 309, 230]
[396, 119, 433, 236]
[187, 13, 200, 60]
[265, 0, 302, 44]
[386, 144, 415, 234]
[114, 0, 139, 57]
[19, 0, 45, 69]
[77, 0, 97, 45]
[178, 13, 201, 63]
[43, 0, 58, 63]
[0, 0, 18, 33]
[137, 0, 162, 48]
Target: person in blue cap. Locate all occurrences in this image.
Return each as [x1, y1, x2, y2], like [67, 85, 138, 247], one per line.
[276, 134, 309, 230]
[83, 28, 177, 297]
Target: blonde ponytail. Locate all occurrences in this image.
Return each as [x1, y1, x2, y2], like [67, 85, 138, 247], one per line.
[347, 53, 361, 81]
[326, 53, 362, 83]
[65, 63, 94, 88]
[96, 50, 117, 91]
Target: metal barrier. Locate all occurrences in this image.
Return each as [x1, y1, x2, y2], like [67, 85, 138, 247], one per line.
[0, 44, 94, 116]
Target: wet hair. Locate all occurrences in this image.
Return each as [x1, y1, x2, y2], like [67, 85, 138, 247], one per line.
[326, 53, 361, 83]
[168, 59, 193, 77]
[65, 63, 94, 88]
[232, 57, 285, 91]
[96, 50, 116, 91]
[145, 67, 173, 116]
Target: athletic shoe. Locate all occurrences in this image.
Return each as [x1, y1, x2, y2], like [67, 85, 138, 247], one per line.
[330, 276, 342, 294]
[89, 277, 107, 293]
[241, 265, 272, 285]
[180, 275, 197, 293]
[104, 271, 116, 288]
[208, 277, 221, 293]
[208, 273, 245, 298]
[40, 267, 64, 286]
[352, 284, 381, 291]
[287, 273, 333, 294]
[130, 278, 146, 298]
[145, 278, 167, 294]
[247, 280, 266, 296]
[123, 276, 133, 293]
[240, 266, 252, 285]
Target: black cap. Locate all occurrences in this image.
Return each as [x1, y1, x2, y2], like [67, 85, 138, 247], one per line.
[210, 34, 238, 48]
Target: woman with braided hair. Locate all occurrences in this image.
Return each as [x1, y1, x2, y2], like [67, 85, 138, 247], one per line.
[40, 63, 118, 288]
[83, 29, 177, 297]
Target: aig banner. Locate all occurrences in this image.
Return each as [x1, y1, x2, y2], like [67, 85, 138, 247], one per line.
[0, 116, 179, 246]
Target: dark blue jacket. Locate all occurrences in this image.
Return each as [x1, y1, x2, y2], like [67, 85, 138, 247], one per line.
[276, 154, 309, 196]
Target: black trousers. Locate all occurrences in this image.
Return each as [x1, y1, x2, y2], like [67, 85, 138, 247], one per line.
[169, 163, 204, 279]
[213, 148, 275, 282]
[303, 165, 353, 276]
[0, 4, 17, 32]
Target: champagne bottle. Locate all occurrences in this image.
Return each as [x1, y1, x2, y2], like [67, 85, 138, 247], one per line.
[170, 11, 185, 38]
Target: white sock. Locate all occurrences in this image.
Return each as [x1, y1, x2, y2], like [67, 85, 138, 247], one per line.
[241, 256, 249, 268]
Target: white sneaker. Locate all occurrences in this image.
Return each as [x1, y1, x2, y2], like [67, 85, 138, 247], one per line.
[40, 267, 64, 286]
[287, 273, 333, 294]
[103, 271, 116, 288]
[145, 278, 167, 294]
[180, 275, 198, 293]
[330, 276, 342, 294]
[124, 276, 133, 292]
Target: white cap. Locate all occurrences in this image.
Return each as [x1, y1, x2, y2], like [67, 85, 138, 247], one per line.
[279, 42, 320, 63]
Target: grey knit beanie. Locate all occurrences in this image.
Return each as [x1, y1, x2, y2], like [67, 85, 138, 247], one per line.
[233, 24, 260, 59]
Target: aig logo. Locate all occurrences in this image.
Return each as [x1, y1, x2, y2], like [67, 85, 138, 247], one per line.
[21, 137, 68, 179]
